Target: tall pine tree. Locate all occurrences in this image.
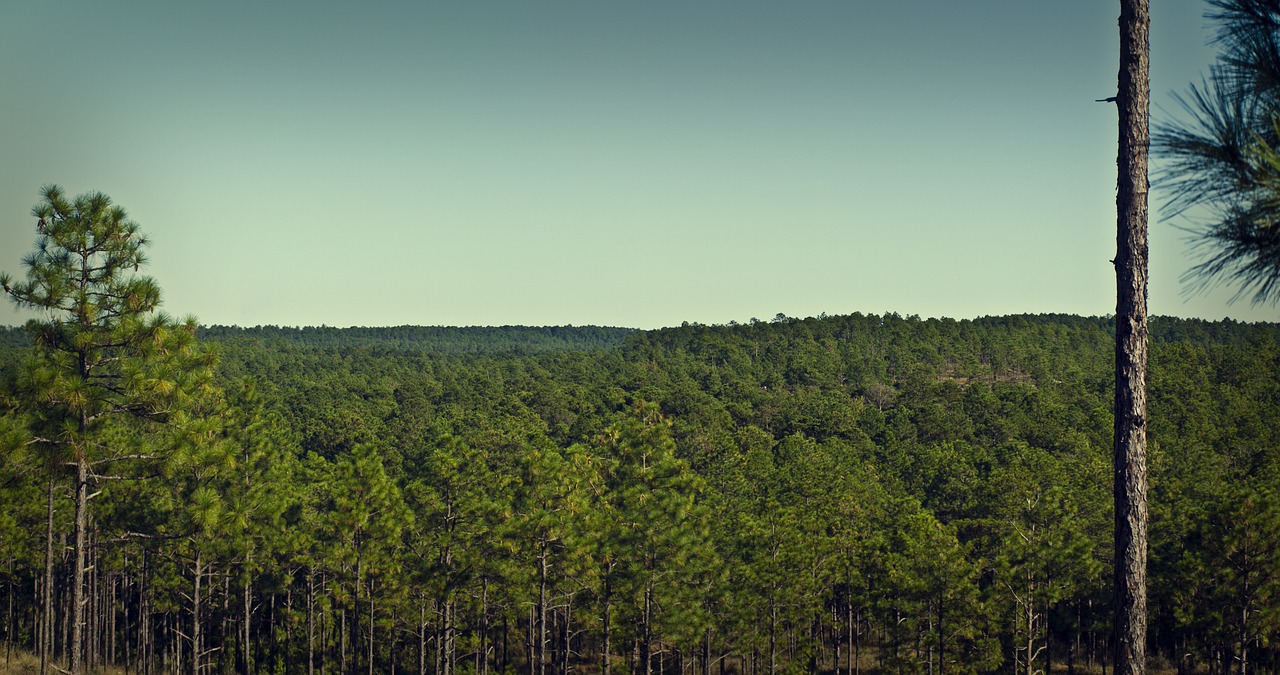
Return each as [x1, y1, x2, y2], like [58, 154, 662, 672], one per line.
[1, 185, 216, 675]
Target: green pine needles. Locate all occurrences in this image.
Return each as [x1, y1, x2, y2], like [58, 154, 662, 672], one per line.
[2, 185, 217, 675]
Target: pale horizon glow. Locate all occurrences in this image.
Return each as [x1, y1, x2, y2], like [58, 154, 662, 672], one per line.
[2, 1, 1275, 330]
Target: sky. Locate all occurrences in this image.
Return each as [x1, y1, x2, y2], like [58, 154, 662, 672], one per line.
[0, 1, 1273, 330]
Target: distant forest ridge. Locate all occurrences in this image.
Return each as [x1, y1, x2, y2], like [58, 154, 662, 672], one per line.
[0, 313, 1277, 353]
[195, 323, 637, 353]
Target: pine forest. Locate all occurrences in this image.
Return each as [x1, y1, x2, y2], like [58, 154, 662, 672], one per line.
[2, 307, 1279, 674]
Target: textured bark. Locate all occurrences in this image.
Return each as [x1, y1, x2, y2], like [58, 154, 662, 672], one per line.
[601, 573, 612, 675]
[243, 576, 252, 675]
[192, 552, 202, 675]
[1114, 1, 1150, 674]
[41, 475, 54, 675]
[70, 454, 88, 675]
[539, 542, 548, 675]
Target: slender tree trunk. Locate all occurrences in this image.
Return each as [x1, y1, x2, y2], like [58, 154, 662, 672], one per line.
[562, 600, 572, 675]
[1046, 597, 1053, 675]
[937, 595, 944, 675]
[476, 578, 483, 675]
[440, 600, 449, 675]
[192, 552, 202, 675]
[1238, 596, 1247, 675]
[309, 572, 317, 675]
[602, 572, 612, 675]
[142, 553, 151, 675]
[1113, 1, 1150, 674]
[768, 599, 777, 675]
[1027, 577, 1035, 675]
[288, 584, 297, 675]
[539, 541, 549, 675]
[42, 475, 55, 675]
[855, 608, 861, 675]
[70, 454, 88, 675]
[528, 605, 536, 675]
[641, 589, 654, 675]
[243, 574, 252, 675]
[703, 628, 712, 675]
[447, 597, 456, 675]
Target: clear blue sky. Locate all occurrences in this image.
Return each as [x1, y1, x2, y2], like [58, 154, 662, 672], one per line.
[1, 1, 1268, 329]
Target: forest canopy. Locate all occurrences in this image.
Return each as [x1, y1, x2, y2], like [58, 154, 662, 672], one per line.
[2, 310, 1278, 674]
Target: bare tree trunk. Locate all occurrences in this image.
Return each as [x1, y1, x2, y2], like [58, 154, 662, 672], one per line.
[768, 599, 776, 675]
[602, 572, 612, 675]
[42, 475, 55, 675]
[142, 553, 151, 675]
[539, 542, 549, 675]
[642, 588, 654, 675]
[244, 575, 252, 675]
[309, 572, 317, 675]
[480, 579, 489, 675]
[937, 595, 944, 675]
[70, 454, 88, 675]
[192, 552, 202, 675]
[1113, 1, 1150, 674]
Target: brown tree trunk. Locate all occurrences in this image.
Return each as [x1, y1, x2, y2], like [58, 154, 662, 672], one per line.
[1113, 1, 1150, 674]
[418, 602, 426, 675]
[70, 453, 88, 675]
[309, 572, 317, 675]
[41, 474, 55, 675]
[539, 542, 549, 675]
[243, 574, 252, 675]
[480, 579, 489, 675]
[192, 552, 202, 675]
[601, 571, 612, 675]
[642, 588, 654, 675]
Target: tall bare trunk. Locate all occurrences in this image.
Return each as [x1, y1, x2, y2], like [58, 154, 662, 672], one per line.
[642, 588, 653, 675]
[42, 475, 55, 675]
[539, 542, 548, 675]
[601, 572, 612, 675]
[480, 578, 489, 675]
[192, 552, 202, 675]
[70, 454, 88, 675]
[309, 572, 316, 675]
[1113, 1, 1150, 674]
[243, 577, 252, 675]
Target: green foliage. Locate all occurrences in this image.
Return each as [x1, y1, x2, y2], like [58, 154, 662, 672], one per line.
[1, 307, 1279, 672]
[1154, 0, 1280, 304]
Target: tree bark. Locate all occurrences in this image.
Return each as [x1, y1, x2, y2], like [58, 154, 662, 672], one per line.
[602, 571, 612, 675]
[368, 578, 375, 675]
[70, 454, 88, 675]
[41, 475, 55, 675]
[309, 572, 317, 675]
[192, 552, 202, 675]
[642, 588, 654, 675]
[539, 541, 549, 675]
[1113, 2, 1150, 675]
[244, 574, 252, 675]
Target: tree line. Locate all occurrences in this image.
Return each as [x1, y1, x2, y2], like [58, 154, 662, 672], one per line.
[3, 310, 1279, 673]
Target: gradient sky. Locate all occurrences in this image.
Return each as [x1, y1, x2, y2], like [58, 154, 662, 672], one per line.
[1, 1, 1271, 329]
